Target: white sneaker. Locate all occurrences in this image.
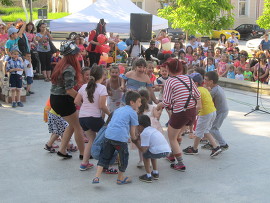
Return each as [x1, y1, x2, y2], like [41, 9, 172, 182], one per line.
[137, 161, 144, 168]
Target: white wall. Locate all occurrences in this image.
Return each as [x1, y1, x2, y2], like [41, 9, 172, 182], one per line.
[68, 0, 94, 13]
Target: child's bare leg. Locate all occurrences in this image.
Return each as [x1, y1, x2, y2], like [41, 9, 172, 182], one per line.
[47, 70, 51, 79]
[95, 165, 104, 178]
[47, 133, 59, 146]
[143, 158, 151, 174]
[204, 133, 218, 148]
[139, 150, 143, 162]
[26, 84, 31, 92]
[16, 88, 21, 102]
[193, 136, 201, 150]
[150, 159, 157, 171]
[82, 130, 96, 164]
[11, 89, 16, 102]
[189, 125, 195, 139]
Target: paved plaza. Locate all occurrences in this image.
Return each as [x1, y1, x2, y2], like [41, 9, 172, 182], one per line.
[0, 78, 270, 202]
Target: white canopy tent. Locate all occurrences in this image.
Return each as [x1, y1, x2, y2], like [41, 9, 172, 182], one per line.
[50, 0, 168, 33]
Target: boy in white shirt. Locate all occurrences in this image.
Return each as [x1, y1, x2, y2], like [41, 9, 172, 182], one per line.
[136, 115, 171, 183]
[23, 52, 34, 96]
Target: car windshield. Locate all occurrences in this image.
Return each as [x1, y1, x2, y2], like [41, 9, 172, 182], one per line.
[167, 28, 182, 33]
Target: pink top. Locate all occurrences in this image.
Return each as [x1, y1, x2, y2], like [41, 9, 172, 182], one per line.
[186, 54, 193, 65]
[217, 61, 228, 76]
[0, 33, 8, 46]
[78, 83, 108, 118]
[234, 61, 248, 70]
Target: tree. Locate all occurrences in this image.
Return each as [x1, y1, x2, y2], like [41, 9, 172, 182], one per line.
[158, 0, 235, 36]
[0, 0, 14, 6]
[257, 0, 270, 29]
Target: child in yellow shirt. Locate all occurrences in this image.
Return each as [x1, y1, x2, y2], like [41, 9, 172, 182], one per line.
[183, 73, 222, 157]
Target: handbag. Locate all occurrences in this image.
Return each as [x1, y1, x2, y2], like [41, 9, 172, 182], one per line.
[49, 39, 57, 54]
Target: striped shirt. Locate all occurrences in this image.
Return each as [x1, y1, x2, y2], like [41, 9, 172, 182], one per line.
[162, 75, 201, 113]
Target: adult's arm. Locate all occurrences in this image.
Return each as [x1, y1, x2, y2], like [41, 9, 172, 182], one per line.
[74, 92, 82, 106]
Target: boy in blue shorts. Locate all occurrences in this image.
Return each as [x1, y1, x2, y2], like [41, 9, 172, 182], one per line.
[92, 91, 141, 185]
[136, 115, 171, 183]
[6, 50, 24, 108]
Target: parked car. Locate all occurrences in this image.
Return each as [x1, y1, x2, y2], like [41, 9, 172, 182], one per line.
[33, 19, 78, 39]
[212, 30, 240, 40]
[166, 28, 185, 41]
[246, 37, 263, 50]
[235, 24, 265, 40]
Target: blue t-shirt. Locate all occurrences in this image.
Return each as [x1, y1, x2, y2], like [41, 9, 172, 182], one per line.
[105, 105, 139, 142]
[260, 40, 270, 50]
[227, 71, 235, 79]
[205, 64, 215, 72]
[5, 38, 20, 52]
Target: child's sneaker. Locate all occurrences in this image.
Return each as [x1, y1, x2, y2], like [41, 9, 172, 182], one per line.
[220, 144, 229, 151]
[139, 174, 152, 183]
[17, 102, 24, 107]
[170, 163, 186, 172]
[80, 162, 94, 171]
[183, 146, 198, 155]
[210, 146, 222, 157]
[12, 102, 17, 108]
[166, 155, 175, 163]
[151, 172, 159, 180]
[137, 161, 144, 168]
[201, 143, 213, 150]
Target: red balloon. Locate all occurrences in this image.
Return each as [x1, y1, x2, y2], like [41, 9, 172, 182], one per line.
[119, 65, 125, 74]
[101, 44, 110, 53]
[97, 34, 107, 44]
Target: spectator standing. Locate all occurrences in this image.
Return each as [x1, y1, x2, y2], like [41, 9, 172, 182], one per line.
[259, 34, 270, 51]
[36, 23, 53, 81]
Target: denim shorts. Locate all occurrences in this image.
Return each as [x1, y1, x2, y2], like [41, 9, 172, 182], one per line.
[143, 149, 169, 159]
[26, 76, 33, 85]
[79, 117, 104, 132]
[9, 74, 22, 88]
[98, 138, 129, 172]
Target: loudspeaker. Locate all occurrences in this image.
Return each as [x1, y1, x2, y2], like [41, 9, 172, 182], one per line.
[130, 13, 152, 42]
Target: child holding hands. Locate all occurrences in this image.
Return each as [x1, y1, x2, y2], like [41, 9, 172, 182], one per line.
[136, 115, 171, 183]
[92, 91, 141, 185]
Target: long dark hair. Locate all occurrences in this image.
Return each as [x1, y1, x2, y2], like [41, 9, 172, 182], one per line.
[86, 64, 103, 103]
[36, 23, 46, 33]
[220, 34, 226, 44]
[25, 22, 35, 33]
[138, 89, 150, 115]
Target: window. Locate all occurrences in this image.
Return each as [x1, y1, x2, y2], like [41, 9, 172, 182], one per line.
[133, 1, 143, 9]
[239, 0, 248, 16]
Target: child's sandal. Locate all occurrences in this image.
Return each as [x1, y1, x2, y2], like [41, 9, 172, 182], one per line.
[92, 177, 100, 184]
[44, 144, 56, 153]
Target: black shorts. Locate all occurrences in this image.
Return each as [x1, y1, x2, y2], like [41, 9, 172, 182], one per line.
[50, 94, 76, 117]
[9, 74, 22, 88]
[26, 76, 33, 85]
[79, 117, 104, 132]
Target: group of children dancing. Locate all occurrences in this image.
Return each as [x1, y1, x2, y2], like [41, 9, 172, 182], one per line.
[44, 55, 229, 185]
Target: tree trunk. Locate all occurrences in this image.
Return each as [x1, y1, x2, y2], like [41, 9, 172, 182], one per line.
[52, 0, 55, 13]
[22, 0, 29, 23]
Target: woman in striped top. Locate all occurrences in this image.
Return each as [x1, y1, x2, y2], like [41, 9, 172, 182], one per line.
[156, 58, 201, 171]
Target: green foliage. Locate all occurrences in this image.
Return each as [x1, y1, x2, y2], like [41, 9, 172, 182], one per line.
[257, 0, 270, 29]
[158, 0, 235, 36]
[0, 7, 69, 22]
[0, 0, 14, 6]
